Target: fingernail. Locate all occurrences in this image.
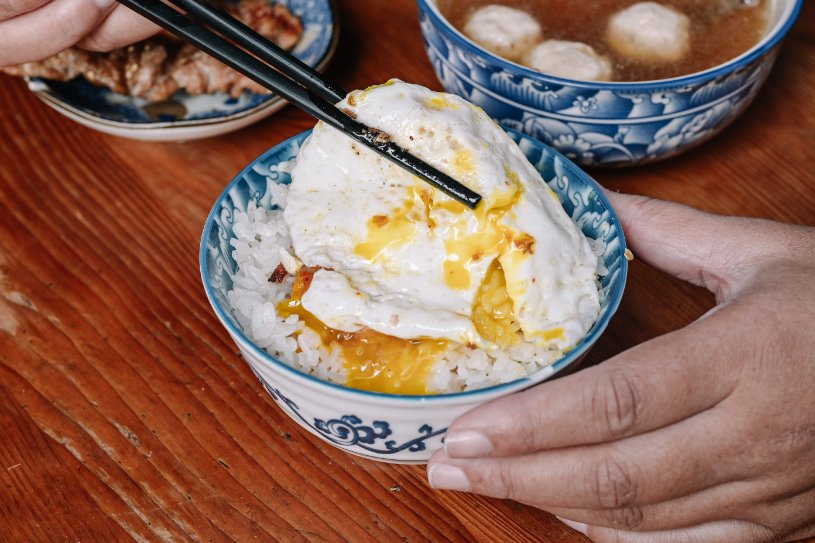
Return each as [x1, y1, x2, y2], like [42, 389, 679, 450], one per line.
[557, 516, 588, 535]
[427, 463, 470, 491]
[95, 0, 116, 8]
[444, 430, 492, 458]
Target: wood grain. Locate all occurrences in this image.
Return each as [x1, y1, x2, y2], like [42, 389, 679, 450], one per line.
[0, 1, 813, 542]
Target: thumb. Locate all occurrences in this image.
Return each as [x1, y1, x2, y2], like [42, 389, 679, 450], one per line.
[605, 191, 801, 301]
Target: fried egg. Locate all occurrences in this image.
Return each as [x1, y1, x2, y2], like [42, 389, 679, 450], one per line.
[283, 80, 600, 358]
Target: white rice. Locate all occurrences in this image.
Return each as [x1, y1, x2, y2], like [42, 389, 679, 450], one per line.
[227, 183, 590, 394]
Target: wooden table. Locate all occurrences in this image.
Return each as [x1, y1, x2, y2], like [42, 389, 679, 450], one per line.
[1, 1, 813, 541]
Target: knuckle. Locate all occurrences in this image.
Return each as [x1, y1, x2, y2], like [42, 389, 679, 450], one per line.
[625, 194, 664, 224]
[514, 398, 547, 450]
[80, 31, 118, 53]
[606, 506, 646, 532]
[593, 369, 641, 441]
[51, 3, 78, 26]
[593, 453, 638, 509]
[51, 1, 114, 48]
[49, 5, 89, 43]
[478, 462, 520, 500]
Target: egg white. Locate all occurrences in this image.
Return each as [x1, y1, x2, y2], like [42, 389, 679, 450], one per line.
[283, 80, 600, 350]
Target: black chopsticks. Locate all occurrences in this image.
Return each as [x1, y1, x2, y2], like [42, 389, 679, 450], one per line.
[115, 0, 482, 209]
[167, 0, 345, 103]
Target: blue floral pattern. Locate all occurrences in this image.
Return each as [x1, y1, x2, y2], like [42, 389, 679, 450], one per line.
[247, 365, 446, 455]
[417, 0, 797, 166]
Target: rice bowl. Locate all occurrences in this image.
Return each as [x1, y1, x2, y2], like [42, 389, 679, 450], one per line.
[226, 184, 605, 394]
[225, 82, 609, 397]
[200, 128, 627, 462]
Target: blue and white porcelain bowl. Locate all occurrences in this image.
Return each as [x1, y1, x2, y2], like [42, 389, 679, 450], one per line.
[27, 0, 337, 141]
[417, 0, 803, 166]
[200, 129, 628, 463]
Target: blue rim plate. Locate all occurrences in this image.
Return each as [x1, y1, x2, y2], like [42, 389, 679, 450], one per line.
[27, 0, 338, 138]
[200, 128, 628, 402]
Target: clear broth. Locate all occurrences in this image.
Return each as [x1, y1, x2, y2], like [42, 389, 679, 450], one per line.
[437, 0, 770, 81]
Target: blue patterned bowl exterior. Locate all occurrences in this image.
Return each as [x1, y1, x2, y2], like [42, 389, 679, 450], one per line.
[417, 0, 803, 167]
[200, 129, 628, 463]
[31, 0, 336, 127]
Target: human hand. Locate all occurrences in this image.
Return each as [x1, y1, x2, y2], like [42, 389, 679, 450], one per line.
[0, 0, 159, 66]
[427, 191, 815, 542]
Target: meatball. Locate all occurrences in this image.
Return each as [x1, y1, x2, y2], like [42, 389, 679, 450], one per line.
[606, 2, 690, 63]
[463, 5, 542, 61]
[524, 40, 612, 81]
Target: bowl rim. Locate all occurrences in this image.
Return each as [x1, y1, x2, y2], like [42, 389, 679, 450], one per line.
[200, 129, 628, 403]
[28, 0, 340, 130]
[417, 0, 804, 90]
[27, 80, 289, 130]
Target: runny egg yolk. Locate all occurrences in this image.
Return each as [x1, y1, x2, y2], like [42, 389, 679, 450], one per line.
[443, 183, 524, 290]
[472, 260, 522, 348]
[353, 182, 460, 262]
[472, 260, 565, 348]
[354, 196, 419, 262]
[314, 170, 561, 393]
[277, 267, 448, 395]
[353, 175, 534, 292]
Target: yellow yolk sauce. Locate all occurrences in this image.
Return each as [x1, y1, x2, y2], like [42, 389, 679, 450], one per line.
[277, 267, 448, 395]
[353, 79, 399, 105]
[453, 149, 475, 176]
[442, 184, 525, 290]
[472, 260, 522, 348]
[536, 327, 566, 342]
[424, 94, 461, 111]
[354, 196, 419, 262]
[353, 177, 530, 293]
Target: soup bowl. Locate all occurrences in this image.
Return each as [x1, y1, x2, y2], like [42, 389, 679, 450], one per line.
[200, 129, 628, 463]
[417, 0, 803, 166]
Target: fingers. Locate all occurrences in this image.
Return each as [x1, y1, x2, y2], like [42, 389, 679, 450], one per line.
[427, 303, 773, 510]
[605, 191, 767, 300]
[547, 484, 753, 533]
[0, 0, 159, 66]
[0, 0, 116, 65]
[785, 523, 815, 542]
[583, 520, 773, 543]
[548, 485, 815, 535]
[429, 280, 815, 536]
[78, 5, 160, 52]
[441, 311, 738, 459]
[0, 0, 50, 19]
[428, 405, 738, 510]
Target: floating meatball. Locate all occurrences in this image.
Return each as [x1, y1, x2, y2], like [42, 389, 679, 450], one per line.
[463, 5, 542, 61]
[606, 2, 690, 63]
[523, 40, 612, 81]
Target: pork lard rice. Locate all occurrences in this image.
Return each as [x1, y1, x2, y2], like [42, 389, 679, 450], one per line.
[227, 80, 603, 395]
